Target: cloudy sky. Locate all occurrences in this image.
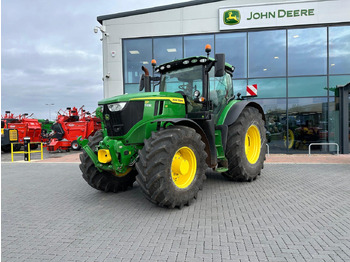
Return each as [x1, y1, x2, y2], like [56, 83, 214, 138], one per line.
[1, 0, 190, 120]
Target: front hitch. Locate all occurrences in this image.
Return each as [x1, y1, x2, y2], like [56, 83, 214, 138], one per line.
[78, 136, 139, 176]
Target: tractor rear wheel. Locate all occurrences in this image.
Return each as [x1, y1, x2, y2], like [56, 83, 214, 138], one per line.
[223, 106, 266, 182]
[135, 126, 207, 208]
[79, 130, 136, 192]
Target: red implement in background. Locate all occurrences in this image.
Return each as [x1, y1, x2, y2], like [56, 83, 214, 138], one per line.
[2, 112, 42, 149]
[47, 106, 101, 152]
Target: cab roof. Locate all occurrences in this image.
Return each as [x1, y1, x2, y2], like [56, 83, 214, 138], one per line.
[155, 56, 234, 75]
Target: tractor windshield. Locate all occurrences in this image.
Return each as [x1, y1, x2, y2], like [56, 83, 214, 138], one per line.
[159, 65, 203, 112]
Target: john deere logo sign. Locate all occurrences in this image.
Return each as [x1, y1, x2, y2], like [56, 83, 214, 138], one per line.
[223, 9, 241, 25]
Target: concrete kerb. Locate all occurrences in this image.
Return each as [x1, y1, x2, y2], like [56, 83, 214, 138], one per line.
[5, 152, 348, 164]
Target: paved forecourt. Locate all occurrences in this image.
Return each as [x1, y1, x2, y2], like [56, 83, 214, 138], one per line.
[2, 162, 350, 261]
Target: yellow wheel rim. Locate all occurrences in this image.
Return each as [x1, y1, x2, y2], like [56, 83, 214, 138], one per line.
[171, 146, 197, 189]
[116, 167, 132, 177]
[245, 125, 261, 164]
[284, 129, 295, 149]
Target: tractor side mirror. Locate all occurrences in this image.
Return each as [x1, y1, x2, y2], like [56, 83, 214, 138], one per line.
[139, 66, 152, 92]
[139, 74, 145, 91]
[215, 53, 225, 77]
[139, 74, 151, 92]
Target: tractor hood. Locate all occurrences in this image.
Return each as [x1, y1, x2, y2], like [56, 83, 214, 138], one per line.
[98, 92, 184, 105]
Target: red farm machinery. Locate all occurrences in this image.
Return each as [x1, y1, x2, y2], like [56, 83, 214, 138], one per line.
[47, 106, 101, 152]
[1, 111, 42, 151]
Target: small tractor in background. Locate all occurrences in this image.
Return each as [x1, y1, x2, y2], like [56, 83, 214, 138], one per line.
[1, 111, 42, 151]
[78, 45, 266, 209]
[47, 106, 101, 152]
[38, 119, 54, 139]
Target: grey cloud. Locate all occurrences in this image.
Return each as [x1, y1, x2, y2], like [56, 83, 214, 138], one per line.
[1, 0, 190, 119]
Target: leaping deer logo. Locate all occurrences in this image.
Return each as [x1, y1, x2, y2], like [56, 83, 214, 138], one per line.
[223, 10, 241, 25]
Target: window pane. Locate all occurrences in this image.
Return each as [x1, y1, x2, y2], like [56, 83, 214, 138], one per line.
[288, 97, 329, 153]
[184, 35, 214, 57]
[288, 28, 327, 76]
[160, 65, 204, 113]
[233, 79, 247, 97]
[252, 98, 287, 153]
[124, 83, 140, 94]
[248, 78, 286, 98]
[329, 26, 350, 74]
[123, 38, 152, 83]
[329, 75, 350, 94]
[288, 76, 327, 97]
[154, 37, 183, 66]
[216, 33, 247, 78]
[248, 30, 286, 78]
[209, 69, 233, 115]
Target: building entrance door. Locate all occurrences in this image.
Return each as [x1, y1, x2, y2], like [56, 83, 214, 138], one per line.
[339, 83, 350, 154]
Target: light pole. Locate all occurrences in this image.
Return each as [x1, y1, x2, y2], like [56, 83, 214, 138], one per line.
[45, 103, 54, 121]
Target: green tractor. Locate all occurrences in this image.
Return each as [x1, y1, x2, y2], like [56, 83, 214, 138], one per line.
[78, 46, 266, 208]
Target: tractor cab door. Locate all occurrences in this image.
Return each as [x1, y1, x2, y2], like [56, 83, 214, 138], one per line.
[208, 69, 233, 120]
[159, 65, 204, 114]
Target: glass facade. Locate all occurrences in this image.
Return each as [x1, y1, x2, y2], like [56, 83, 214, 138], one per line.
[122, 25, 350, 153]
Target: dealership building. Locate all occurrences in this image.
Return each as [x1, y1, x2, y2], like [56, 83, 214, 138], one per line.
[96, 0, 350, 154]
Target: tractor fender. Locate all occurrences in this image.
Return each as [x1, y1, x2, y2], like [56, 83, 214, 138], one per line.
[223, 101, 265, 127]
[151, 118, 214, 168]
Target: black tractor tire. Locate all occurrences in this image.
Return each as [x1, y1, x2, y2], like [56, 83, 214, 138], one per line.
[1, 145, 11, 153]
[71, 140, 81, 150]
[79, 130, 136, 193]
[135, 125, 207, 208]
[2, 144, 22, 153]
[223, 106, 266, 182]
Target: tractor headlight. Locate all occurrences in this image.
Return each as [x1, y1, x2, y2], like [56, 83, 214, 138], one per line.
[107, 102, 127, 112]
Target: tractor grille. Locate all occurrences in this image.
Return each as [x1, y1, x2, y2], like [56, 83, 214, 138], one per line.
[104, 101, 144, 137]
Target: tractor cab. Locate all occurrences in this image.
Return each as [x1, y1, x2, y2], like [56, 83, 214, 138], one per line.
[142, 45, 235, 122]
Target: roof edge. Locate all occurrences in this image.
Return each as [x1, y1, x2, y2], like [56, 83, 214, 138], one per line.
[97, 0, 223, 24]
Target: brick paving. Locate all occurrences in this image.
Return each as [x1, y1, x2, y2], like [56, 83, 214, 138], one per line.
[2, 162, 350, 261]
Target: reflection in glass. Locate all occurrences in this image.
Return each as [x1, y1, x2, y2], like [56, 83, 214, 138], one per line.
[124, 84, 140, 94]
[288, 76, 327, 97]
[233, 79, 247, 97]
[252, 98, 287, 153]
[288, 97, 328, 152]
[248, 78, 286, 98]
[184, 35, 214, 57]
[123, 38, 152, 84]
[328, 96, 338, 152]
[288, 27, 327, 76]
[329, 26, 350, 75]
[216, 33, 247, 78]
[248, 30, 286, 78]
[154, 37, 183, 66]
[329, 75, 350, 91]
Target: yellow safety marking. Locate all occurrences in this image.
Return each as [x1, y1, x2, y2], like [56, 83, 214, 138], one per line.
[11, 142, 43, 162]
[130, 97, 185, 104]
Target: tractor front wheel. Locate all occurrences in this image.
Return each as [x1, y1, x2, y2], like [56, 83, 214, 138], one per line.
[79, 130, 136, 192]
[71, 140, 81, 150]
[135, 126, 207, 208]
[223, 106, 266, 182]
